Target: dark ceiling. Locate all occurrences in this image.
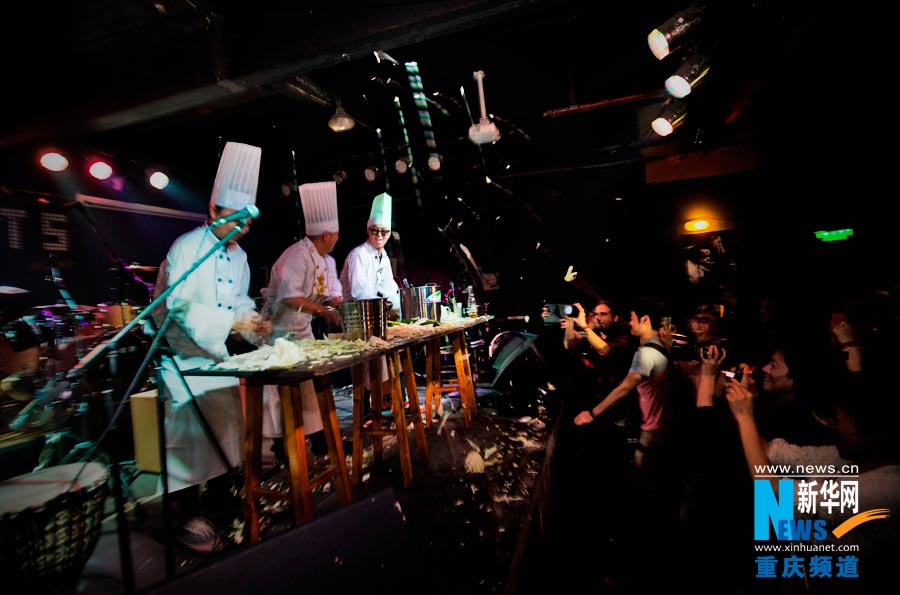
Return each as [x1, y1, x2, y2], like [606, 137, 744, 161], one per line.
[1, 0, 825, 181]
[1, 0, 892, 309]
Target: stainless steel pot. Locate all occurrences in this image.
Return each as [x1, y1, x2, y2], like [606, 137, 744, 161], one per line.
[399, 284, 442, 322]
[339, 298, 387, 340]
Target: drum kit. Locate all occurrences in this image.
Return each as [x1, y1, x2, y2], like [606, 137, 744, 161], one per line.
[1, 266, 158, 438]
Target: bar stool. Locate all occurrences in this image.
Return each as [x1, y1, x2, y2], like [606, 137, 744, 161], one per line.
[241, 376, 352, 544]
[351, 346, 429, 487]
[424, 330, 477, 428]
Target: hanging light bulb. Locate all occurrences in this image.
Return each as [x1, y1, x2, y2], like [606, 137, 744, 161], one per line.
[328, 101, 356, 132]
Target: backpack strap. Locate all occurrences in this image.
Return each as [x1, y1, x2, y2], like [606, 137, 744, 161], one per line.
[640, 340, 671, 361]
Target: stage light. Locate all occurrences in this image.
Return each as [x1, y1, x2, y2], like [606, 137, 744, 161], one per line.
[89, 160, 113, 180]
[651, 100, 688, 137]
[648, 4, 705, 60]
[39, 151, 69, 172]
[427, 155, 442, 171]
[333, 169, 348, 184]
[149, 171, 170, 189]
[684, 218, 711, 232]
[394, 157, 409, 174]
[363, 165, 379, 182]
[328, 101, 356, 132]
[665, 53, 710, 98]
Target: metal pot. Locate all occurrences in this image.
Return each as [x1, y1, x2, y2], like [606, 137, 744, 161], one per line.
[399, 284, 442, 322]
[339, 298, 387, 340]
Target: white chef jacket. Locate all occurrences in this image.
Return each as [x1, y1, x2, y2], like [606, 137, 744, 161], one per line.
[339, 240, 400, 385]
[154, 225, 258, 490]
[258, 237, 338, 437]
[339, 240, 400, 313]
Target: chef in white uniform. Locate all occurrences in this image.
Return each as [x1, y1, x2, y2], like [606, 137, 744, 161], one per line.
[340, 192, 400, 397]
[259, 181, 343, 453]
[339, 192, 400, 314]
[154, 141, 271, 494]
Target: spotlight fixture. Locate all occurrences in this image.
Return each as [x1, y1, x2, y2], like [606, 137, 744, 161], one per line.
[88, 160, 113, 180]
[665, 52, 710, 98]
[39, 151, 69, 172]
[651, 100, 688, 137]
[427, 155, 442, 171]
[394, 157, 409, 174]
[684, 218, 711, 232]
[648, 4, 705, 60]
[363, 165, 379, 182]
[333, 169, 348, 184]
[328, 101, 356, 132]
[149, 171, 170, 190]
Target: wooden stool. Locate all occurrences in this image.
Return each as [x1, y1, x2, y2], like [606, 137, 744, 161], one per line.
[424, 331, 477, 428]
[351, 347, 429, 487]
[241, 376, 352, 544]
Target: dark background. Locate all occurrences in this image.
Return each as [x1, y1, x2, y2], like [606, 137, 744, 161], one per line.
[0, 1, 892, 322]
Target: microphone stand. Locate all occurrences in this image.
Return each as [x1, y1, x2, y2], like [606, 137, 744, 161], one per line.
[65, 220, 251, 592]
[69, 200, 153, 307]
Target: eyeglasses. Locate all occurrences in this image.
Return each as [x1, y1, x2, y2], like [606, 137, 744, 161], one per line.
[368, 227, 391, 237]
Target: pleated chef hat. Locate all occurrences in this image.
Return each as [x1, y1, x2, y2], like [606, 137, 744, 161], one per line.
[367, 192, 392, 229]
[209, 142, 262, 210]
[299, 181, 339, 235]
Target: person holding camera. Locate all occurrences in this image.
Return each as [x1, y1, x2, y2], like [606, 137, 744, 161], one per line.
[562, 300, 635, 417]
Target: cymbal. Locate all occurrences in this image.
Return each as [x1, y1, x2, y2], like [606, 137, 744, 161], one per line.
[125, 264, 158, 272]
[29, 304, 97, 312]
[0, 286, 29, 295]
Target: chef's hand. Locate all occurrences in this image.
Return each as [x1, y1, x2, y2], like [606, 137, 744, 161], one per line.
[232, 314, 258, 334]
[321, 307, 342, 327]
[254, 317, 273, 338]
[384, 300, 400, 321]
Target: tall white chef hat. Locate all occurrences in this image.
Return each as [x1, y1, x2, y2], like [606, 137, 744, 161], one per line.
[367, 192, 392, 229]
[299, 181, 339, 236]
[209, 142, 262, 210]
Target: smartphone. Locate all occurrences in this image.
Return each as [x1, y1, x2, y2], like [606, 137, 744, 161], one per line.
[721, 367, 743, 382]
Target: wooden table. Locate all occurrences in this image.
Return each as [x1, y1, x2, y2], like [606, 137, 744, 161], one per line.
[183, 316, 492, 542]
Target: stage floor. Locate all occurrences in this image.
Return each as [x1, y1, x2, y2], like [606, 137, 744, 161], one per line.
[69, 382, 556, 595]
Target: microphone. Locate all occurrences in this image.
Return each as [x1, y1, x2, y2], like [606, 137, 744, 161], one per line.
[210, 204, 260, 227]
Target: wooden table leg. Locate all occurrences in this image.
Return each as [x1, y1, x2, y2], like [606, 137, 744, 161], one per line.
[401, 346, 429, 466]
[313, 375, 352, 505]
[281, 383, 312, 524]
[451, 333, 473, 428]
[388, 350, 413, 487]
[242, 381, 263, 544]
[368, 360, 385, 464]
[457, 333, 478, 417]
[424, 338, 442, 428]
[350, 364, 366, 485]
